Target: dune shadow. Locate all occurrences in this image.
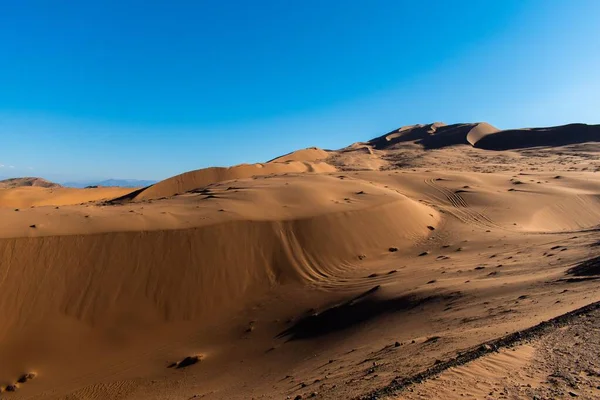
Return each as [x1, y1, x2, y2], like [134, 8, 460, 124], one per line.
[104, 185, 152, 204]
[567, 256, 600, 277]
[474, 123, 599, 150]
[276, 286, 456, 340]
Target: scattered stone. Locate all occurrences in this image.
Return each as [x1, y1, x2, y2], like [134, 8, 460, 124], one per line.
[5, 384, 18, 392]
[389, 247, 399, 252]
[427, 226, 435, 231]
[479, 344, 493, 352]
[418, 251, 429, 257]
[394, 341, 401, 347]
[427, 280, 436, 284]
[474, 266, 486, 270]
[171, 355, 202, 369]
[17, 372, 36, 383]
[29, 224, 36, 228]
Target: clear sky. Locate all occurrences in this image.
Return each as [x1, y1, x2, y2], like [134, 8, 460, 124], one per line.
[1, 0, 599, 181]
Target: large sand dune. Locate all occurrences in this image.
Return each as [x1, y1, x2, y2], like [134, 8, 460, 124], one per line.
[367, 122, 598, 150]
[1, 122, 599, 399]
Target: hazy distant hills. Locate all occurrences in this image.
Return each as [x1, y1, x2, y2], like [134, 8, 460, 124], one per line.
[0, 177, 62, 189]
[62, 179, 157, 188]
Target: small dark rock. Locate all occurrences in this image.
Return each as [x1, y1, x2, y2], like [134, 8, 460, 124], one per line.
[176, 355, 202, 368]
[17, 372, 36, 383]
[389, 247, 399, 252]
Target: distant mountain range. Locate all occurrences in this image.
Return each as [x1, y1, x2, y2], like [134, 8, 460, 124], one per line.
[0, 177, 62, 189]
[62, 179, 157, 188]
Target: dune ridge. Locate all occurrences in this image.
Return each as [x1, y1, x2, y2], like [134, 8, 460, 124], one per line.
[128, 161, 336, 201]
[366, 122, 599, 150]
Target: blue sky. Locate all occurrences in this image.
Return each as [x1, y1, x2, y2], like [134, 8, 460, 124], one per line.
[1, 0, 599, 181]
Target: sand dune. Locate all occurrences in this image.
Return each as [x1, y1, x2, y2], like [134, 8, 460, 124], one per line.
[0, 186, 136, 208]
[267, 147, 330, 163]
[0, 177, 61, 189]
[474, 123, 600, 150]
[1, 122, 600, 399]
[366, 122, 599, 150]
[124, 161, 337, 201]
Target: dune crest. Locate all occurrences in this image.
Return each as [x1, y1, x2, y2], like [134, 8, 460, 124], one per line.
[127, 161, 336, 201]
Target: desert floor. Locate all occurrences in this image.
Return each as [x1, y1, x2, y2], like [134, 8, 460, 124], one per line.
[1, 124, 599, 399]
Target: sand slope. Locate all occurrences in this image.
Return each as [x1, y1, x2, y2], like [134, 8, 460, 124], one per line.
[126, 161, 336, 201]
[267, 147, 330, 163]
[0, 186, 136, 208]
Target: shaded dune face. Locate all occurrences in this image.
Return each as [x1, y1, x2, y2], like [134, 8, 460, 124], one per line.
[473, 123, 600, 150]
[367, 122, 599, 150]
